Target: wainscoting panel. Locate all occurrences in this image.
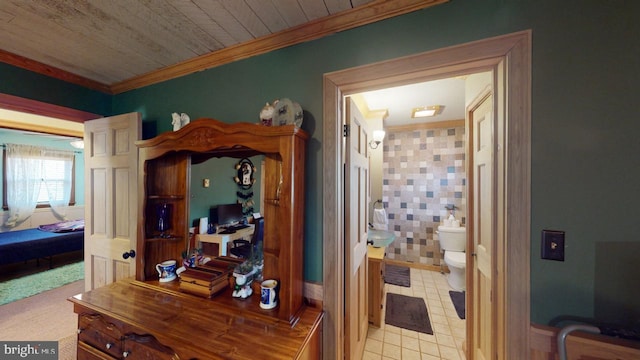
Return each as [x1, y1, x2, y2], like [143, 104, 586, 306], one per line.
[530, 323, 640, 360]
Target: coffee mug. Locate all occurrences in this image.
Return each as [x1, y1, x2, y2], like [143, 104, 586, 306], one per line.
[156, 260, 177, 282]
[260, 279, 278, 309]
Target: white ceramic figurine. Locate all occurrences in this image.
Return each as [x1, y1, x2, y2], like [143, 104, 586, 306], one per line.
[260, 102, 275, 126]
[171, 112, 181, 131]
[180, 113, 190, 128]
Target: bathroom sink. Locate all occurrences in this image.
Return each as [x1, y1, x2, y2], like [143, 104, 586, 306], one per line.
[368, 229, 396, 247]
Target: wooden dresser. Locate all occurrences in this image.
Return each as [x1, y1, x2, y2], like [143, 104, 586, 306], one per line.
[70, 119, 322, 359]
[69, 279, 323, 360]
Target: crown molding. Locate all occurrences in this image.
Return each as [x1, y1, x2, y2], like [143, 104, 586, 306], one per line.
[0, 49, 112, 94]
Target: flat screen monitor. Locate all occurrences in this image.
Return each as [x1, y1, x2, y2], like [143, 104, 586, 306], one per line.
[214, 203, 244, 226]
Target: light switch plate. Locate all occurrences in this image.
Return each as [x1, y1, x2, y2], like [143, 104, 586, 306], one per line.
[541, 229, 565, 261]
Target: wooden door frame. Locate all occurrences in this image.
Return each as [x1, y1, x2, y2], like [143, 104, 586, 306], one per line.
[322, 30, 531, 359]
[0, 93, 101, 126]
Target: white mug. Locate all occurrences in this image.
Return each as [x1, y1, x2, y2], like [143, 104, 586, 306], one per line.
[260, 279, 278, 309]
[156, 260, 177, 282]
[199, 217, 208, 234]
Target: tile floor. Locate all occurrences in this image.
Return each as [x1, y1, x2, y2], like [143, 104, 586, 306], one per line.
[363, 268, 466, 360]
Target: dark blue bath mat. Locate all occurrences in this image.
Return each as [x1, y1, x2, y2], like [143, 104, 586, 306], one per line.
[384, 264, 410, 287]
[449, 290, 465, 319]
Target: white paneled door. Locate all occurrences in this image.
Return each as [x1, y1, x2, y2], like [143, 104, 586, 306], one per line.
[344, 98, 372, 360]
[471, 92, 496, 360]
[84, 113, 140, 291]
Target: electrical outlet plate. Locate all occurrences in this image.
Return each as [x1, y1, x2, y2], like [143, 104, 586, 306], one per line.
[541, 229, 565, 261]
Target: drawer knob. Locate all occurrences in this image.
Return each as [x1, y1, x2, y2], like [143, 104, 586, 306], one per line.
[76, 328, 83, 334]
[106, 343, 113, 349]
[123, 351, 131, 358]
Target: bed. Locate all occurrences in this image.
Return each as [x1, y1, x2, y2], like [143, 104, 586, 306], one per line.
[0, 220, 84, 268]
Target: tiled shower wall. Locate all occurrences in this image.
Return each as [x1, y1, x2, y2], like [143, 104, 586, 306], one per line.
[382, 126, 466, 265]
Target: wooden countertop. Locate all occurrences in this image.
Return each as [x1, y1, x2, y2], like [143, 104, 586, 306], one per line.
[69, 278, 323, 359]
[368, 245, 386, 260]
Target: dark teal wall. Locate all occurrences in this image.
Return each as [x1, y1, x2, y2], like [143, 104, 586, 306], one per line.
[5, 0, 639, 327]
[526, 2, 640, 328]
[111, 0, 640, 326]
[0, 63, 110, 116]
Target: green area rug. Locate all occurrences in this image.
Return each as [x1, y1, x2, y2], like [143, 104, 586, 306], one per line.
[0, 262, 84, 306]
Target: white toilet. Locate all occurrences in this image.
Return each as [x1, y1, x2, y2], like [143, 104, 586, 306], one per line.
[437, 225, 466, 291]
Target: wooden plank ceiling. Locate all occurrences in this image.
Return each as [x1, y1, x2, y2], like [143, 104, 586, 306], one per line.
[0, 0, 447, 94]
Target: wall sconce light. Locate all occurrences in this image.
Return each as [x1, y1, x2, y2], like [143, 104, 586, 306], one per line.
[369, 130, 386, 149]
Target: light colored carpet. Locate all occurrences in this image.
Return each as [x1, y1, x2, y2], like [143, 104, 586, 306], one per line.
[0, 261, 84, 305]
[0, 279, 83, 360]
[58, 334, 78, 360]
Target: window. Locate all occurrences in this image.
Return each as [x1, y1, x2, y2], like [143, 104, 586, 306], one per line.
[2, 146, 76, 210]
[36, 156, 76, 205]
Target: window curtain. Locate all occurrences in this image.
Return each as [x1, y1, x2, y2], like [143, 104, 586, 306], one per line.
[42, 148, 74, 220]
[4, 144, 75, 227]
[4, 144, 43, 227]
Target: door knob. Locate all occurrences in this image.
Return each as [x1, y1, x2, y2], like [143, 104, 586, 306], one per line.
[122, 250, 136, 259]
[367, 239, 374, 245]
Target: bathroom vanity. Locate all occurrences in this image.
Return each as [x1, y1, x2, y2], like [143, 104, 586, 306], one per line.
[367, 230, 395, 327]
[367, 245, 386, 327]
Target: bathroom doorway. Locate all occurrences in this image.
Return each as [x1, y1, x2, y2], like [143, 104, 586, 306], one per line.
[349, 73, 488, 359]
[322, 31, 531, 360]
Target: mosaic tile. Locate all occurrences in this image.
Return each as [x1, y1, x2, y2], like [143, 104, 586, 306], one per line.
[381, 126, 466, 263]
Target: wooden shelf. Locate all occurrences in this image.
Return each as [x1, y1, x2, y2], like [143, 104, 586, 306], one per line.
[145, 236, 183, 243]
[148, 195, 185, 200]
[135, 279, 284, 317]
[264, 198, 281, 206]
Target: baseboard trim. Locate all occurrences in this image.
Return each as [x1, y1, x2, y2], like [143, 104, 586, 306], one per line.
[304, 281, 323, 308]
[384, 258, 447, 273]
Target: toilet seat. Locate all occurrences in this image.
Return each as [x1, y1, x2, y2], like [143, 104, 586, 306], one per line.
[444, 251, 466, 268]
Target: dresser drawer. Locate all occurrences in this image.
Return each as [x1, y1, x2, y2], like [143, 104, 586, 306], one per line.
[77, 340, 118, 360]
[78, 314, 123, 359]
[77, 312, 180, 360]
[121, 333, 179, 360]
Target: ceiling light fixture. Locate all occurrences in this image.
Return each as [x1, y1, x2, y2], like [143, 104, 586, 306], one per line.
[411, 105, 443, 118]
[70, 140, 84, 149]
[369, 130, 386, 149]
